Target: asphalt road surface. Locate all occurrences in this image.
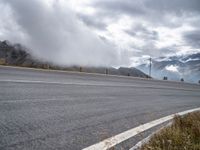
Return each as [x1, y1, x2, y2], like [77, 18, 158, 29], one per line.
[0, 66, 200, 150]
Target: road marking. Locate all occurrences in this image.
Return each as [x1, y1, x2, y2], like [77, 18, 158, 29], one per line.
[129, 122, 172, 150]
[83, 107, 200, 150]
[1, 65, 199, 86]
[1, 79, 199, 91]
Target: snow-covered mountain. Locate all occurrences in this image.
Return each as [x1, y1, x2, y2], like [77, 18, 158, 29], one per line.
[137, 53, 200, 83]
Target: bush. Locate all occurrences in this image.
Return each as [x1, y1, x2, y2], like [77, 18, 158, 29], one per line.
[163, 76, 168, 80]
[0, 58, 6, 65]
[141, 111, 200, 150]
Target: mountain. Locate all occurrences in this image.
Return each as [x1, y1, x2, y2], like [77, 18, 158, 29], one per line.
[0, 40, 48, 68]
[0, 40, 149, 78]
[137, 53, 200, 83]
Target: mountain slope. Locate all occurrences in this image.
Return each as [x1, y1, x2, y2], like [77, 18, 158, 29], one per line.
[0, 40, 148, 78]
[137, 53, 200, 83]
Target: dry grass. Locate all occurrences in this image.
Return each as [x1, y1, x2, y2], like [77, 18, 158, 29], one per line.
[141, 111, 200, 150]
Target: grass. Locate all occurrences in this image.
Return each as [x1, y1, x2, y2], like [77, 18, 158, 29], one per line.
[140, 111, 200, 150]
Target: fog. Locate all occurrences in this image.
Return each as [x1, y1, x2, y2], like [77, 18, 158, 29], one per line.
[0, 0, 121, 67]
[0, 0, 200, 73]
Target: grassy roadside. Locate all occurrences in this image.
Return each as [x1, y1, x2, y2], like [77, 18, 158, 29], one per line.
[140, 111, 200, 150]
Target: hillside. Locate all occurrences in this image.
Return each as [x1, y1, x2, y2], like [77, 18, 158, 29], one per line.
[0, 40, 149, 78]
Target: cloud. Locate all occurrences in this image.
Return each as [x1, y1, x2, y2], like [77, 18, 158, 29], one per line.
[184, 29, 200, 48]
[145, 0, 200, 14]
[0, 0, 200, 68]
[125, 25, 158, 41]
[0, 0, 121, 67]
[92, 0, 200, 20]
[165, 65, 179, 73]
[93, 0, 146, 17]
[77, 14, 107, 30]
[79, 0, 200, 60]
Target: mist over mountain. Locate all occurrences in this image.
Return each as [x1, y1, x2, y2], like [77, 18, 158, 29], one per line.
[0, 40, 148, 78]
[1, 0, 200, 69]
[137, 54, 200, 83]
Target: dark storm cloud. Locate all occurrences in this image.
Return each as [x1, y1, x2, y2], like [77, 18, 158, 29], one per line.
[130, 43, 170, 57]
[125, 25, 158, 41]
[78, 14, 107, 30]
[145, 0, 200, 14]
[92, 0, 200, 17]
[184, 30, 200, 48]
[85, 0, 200, 57]
[87, 0, 200, 30]
[93, 0, 145, 17]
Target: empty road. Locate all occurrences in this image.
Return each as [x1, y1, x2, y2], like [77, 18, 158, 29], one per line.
[0, 66, 200, 150]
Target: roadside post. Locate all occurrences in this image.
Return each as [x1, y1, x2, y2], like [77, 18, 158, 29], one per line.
[149, 57, 152, 78]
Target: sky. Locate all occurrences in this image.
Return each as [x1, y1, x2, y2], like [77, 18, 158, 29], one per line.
[0, 0, 200, 67]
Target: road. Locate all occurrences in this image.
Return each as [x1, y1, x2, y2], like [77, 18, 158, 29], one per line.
[0, 66, 200, 150]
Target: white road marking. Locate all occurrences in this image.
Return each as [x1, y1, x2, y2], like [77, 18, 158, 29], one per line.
[129, 122, 172, 150]
[0, 79, 198, 91]
[83, 107, 200, 150]
[0, 79, 107, 86]
[1, 65, 199, 86]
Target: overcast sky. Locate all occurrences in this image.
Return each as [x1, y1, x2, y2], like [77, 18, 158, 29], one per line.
[0, 0, 200, 67]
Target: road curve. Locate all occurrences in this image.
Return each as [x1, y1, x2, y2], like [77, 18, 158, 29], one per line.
[0, 66, 200, 150]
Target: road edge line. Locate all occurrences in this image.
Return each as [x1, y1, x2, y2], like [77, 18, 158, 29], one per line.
[82, 107, 200, 150]
[129, 122, 172, 150]
[1, 65, 198, 85]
